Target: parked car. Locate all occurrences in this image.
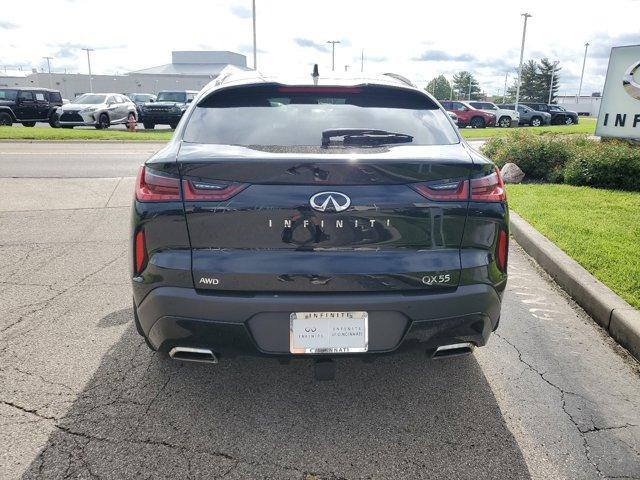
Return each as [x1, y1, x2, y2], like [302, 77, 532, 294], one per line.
[56, 93, 137, 129]
[468, 101, 520, 128]
[447, 111, 459, 125]
[126, 93, 157, 122]
[140, 90, 197, 129]
[0, 87, 63, 127]
[439, 100, 496, 128]
[522, 103, 579, 125]
[131, 72, 509, 380]
[497, 104, 551, 127]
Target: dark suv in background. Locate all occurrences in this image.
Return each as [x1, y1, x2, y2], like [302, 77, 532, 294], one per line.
[497, 104, 552, 127]
[0, 87, 63, 127]
[522, 103, 579, 125]
[127, 93, 157, 123]
[140, 90, 197, 129]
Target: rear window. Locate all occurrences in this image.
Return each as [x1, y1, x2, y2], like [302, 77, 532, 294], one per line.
[183, 85, 459, 146]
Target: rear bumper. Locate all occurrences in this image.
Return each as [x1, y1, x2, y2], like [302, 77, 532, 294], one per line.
[136, 284, 502, 357]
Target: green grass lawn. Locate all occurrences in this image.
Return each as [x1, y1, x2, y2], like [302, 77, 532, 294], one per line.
[507, 184, 640, 309]
[460, 117, 596, 139]
[0, 126, 173, 141]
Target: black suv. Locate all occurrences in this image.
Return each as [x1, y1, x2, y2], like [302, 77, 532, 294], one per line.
[131, 73, 509, 380]
[140, 90, 197, 129]
[522, 103, 579, 125]
[0, 88, 63, 127]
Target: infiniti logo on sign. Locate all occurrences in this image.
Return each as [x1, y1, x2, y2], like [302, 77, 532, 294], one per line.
[309, 191, 351, 212]
[623, 60, 640, 100]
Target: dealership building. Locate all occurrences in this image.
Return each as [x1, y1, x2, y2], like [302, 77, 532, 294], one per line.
[0, 51, 250, 99]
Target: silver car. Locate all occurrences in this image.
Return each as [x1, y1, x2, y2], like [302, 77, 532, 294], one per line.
[56, 93, 137, 129]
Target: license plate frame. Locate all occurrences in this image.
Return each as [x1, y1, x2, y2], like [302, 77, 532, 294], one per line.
[289, 311, 369, 354]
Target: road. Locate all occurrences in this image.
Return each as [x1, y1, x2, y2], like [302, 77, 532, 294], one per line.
[0, 143, 638, 479]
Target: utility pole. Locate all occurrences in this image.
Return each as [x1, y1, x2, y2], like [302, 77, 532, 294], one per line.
[449, 80, 454, 101]
[515, 13, 532, 109]
[361, 48, 364, 72]
[252, 0, 257, 70]
[468, 75, 472, 100]
[548, 60, 559, 104]
[43, 56, 53, 89]
[578, 42, 589, 100]
[502, 71, 509, 103]
[82, 48, 94, 93]
[327, 40, 340, 71]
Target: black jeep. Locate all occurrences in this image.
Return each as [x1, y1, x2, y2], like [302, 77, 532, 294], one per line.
[140, 90, 197, 129]
[0, 88, 63, 127]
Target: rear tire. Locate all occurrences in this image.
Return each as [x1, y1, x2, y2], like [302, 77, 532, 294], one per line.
[498, 116, 512, 128]
[530, 116, 542, 127]
[21, 122, 36, 127]
[143, 122, 155, 130]
[95, 113, 110, 130]
[49, 113, 61, 128]
[0, 112, 13, 126]
[470, 116, 486, 128]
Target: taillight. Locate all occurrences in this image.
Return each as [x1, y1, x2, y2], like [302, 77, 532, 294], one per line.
[135, 166, 181, 202]
[470, 167, 506, 202]
[134, 229, 147, 275]
[410, 179, 469, 201]
[496, 229, 508, 273]
[182, 179, 248, 201]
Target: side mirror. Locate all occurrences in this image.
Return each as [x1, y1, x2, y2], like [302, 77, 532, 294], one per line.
[149, 99, 155, 103]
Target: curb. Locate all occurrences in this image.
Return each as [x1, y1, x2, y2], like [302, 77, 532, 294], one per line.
[510, 211, 640, 360]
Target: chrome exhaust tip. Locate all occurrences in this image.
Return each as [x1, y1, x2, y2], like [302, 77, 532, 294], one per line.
[168, 347, 218, 364]
[432, 342, 474, 359]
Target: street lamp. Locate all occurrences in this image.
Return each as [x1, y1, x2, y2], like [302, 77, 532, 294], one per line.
[502, 71, 509, 103]
[548, 60, 559, 104]
[578, 42, 590, 100]
[43, 56, 53, 89]
[82, 48, 94, 93]
[514, 13, 532, 110]
[252, 0, 257, 70]
[327, 40, 340, 71]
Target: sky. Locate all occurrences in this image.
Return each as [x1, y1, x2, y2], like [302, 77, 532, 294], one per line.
[1, 0, 639, 97]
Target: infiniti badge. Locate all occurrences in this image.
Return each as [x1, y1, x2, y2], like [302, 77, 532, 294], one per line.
[623, 60, 640, 100]
[309, 191, 351, 212]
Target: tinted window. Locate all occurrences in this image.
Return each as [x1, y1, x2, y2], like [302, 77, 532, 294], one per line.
[75, 94, 107, 104]
[0, 89, 18, 101]
[157, 92, 187, 102]
[451, 102, 466, 111]
[184, 85, 458, 146]
[48, 91, 62, 103]
[18, 91, 35, 101]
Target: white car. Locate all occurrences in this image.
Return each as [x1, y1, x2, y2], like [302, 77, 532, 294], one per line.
[468, 101, 519, 128]
[56, 93, 137, 129]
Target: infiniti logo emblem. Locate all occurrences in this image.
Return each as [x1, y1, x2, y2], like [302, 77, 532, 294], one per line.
[309, 191, 351, 212]
[623, 60, 640, 100]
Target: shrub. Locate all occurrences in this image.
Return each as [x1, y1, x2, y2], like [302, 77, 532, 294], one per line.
[480, 131, 573, 181]
[564, 139, 640, 191]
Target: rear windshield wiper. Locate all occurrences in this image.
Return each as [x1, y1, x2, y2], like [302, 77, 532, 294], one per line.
[321, 129, 414, 148]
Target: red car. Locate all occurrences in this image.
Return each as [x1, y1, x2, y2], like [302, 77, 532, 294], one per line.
[440, 100, 496, 128]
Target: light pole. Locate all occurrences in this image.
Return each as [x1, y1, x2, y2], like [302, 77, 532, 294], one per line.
[467, 75, 472, 100]
[252, 0, 257, 70]
[515, 13, 532, 109]
[43, 56, 53, 89]
[361, 48, 364, 72]
[548, 60, 559, 104]
[578, 42, 589, 100]
[327, 40, 340, 71]
[82, 48, 94, 92]
[502, 71, 509, 103]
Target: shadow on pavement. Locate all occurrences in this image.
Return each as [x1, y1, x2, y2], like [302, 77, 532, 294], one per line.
[23, 309, 531, 479]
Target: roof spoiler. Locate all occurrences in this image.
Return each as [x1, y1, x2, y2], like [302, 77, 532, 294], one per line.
[382, 73, 415, 88]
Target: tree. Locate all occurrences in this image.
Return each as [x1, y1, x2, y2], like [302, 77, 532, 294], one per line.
[519, 60, 541, 102]
[539, 58, 561, 103]
[452, 71, 481, 100]
[425, 75, 452, 100]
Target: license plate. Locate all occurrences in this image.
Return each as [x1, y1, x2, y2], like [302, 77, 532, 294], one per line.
[289, 311, 368, 354]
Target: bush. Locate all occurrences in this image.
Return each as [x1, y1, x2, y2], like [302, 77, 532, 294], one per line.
[480, 131, 573, 181]
[564, 139, 640, 191]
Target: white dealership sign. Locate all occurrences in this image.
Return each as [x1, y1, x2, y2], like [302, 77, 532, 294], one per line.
[596, 44, 640, 140]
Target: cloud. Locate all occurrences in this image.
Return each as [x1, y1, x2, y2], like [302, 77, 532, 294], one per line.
[0, 21, 18, 29]
[294, 38, 329, 53]
[366, 55, 388, 63]
[589, 31, 640, 58]
[50, 42, 86, 59]
[230, 5, 252, 19]
[413, 50, 476, 62]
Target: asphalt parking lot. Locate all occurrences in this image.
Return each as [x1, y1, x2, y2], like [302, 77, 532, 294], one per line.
[1, 142, 639, 479]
